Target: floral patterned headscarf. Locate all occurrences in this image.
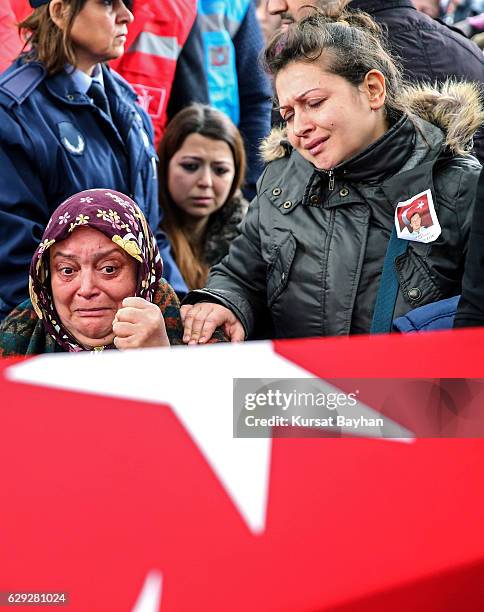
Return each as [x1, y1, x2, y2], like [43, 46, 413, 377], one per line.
[29, 189, 163, 352]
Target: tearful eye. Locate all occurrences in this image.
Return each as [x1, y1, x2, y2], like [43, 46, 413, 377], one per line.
[180, 163, 199, 173]
[213, 166, 231, 176]
[307, 99, 325, 109]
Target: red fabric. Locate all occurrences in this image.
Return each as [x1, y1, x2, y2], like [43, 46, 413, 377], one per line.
[2, 330, 484, 609]
[273, 327, 484, 378]
[10, 0, 31, 22]
[0, 1, 24, 73]
[111, 0, 197, 146]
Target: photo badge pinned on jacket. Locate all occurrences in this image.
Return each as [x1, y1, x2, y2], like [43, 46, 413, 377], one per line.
[395, 189, 442, 244]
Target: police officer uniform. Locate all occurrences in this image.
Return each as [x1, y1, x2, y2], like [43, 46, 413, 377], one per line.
[0, 7, 187, 317]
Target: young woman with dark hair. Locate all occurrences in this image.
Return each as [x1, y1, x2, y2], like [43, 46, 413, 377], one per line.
[158, 103, 248, 290]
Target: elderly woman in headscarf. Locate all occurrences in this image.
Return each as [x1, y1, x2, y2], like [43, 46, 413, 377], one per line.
[0, 189, 222, 356]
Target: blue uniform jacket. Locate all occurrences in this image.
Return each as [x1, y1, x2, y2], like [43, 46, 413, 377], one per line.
[0, 58, 187, 318]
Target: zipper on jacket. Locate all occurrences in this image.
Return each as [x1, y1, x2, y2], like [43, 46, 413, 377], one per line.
[327, 169, 335, 191]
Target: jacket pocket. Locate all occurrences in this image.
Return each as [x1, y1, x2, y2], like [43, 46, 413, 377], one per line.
[395, 248, 443, 307]
[267, 232, 297, 307]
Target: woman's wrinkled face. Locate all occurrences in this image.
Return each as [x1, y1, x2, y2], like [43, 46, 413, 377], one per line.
[68, 0, 134, 73]
[168, 133, 235, 222]
[50, 227, 138, 347]
[276, 60, 388, 170]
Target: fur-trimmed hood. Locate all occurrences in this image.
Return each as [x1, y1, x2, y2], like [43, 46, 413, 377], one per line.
[260, 81, 484, 163]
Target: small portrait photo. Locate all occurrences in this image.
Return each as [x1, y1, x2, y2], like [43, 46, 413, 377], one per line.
[395, 189, 442, 244]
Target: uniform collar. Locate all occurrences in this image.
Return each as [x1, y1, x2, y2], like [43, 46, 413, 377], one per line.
[65, 64, 105, 96]
[46, 64, 117, 105]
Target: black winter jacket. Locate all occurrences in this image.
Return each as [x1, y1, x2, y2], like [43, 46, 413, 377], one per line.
[352, 0, 483, 83]
[183, 82, 482, 340]
[351, 0, 484, 160]
[454, 166, 484, 328]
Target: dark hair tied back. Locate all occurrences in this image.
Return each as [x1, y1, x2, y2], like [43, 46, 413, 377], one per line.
[263, 8, 405, 121]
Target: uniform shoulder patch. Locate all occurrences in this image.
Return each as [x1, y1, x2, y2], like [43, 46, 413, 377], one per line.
[0, 62, 46, 105]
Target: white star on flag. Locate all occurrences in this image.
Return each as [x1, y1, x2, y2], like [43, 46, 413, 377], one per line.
[6, 342, 412, 535]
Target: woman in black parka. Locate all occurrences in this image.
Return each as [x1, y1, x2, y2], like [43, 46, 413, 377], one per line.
[180, 9, 483, 343]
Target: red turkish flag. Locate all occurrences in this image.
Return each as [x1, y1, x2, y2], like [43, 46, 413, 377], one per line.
[1, 330, 484, 610]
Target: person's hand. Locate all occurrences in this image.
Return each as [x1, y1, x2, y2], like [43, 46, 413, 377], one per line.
[181, 303, 245, 344]
[113, 297, 170, 349]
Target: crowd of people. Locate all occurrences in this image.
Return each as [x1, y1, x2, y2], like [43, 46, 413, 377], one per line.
[0, 0, 483, 356]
